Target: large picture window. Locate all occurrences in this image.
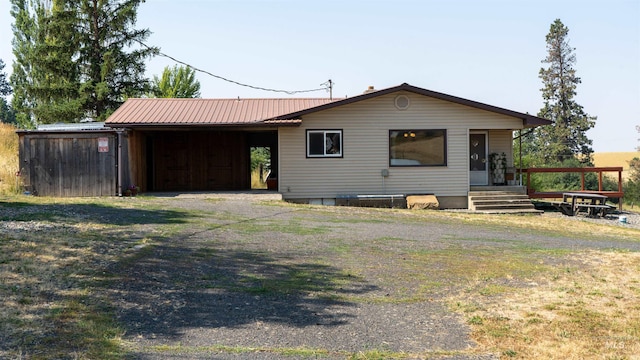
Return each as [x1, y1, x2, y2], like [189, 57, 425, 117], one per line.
[389, 129, 447, 166]
[306, 130, 342, 158]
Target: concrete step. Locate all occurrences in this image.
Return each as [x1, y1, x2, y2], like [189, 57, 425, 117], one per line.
[469, 195, 530, 201]
[474, 203, 537, 210]
[468, 191, 526, 196]
[473, 199, 536, 206]
[468, 190, 537, 212]
[473, 208, 544, 215]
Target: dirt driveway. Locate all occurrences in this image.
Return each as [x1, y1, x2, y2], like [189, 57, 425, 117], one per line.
[79, 194, 636, 359]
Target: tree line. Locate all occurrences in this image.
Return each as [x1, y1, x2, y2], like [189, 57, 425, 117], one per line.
[0, 0, 200, 128]
[0, 10, 638, 204]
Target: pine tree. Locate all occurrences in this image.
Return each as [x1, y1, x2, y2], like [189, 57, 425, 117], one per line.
[530, 19, 596, 166]
[10, 0, 157, 124]
[77, 0, 157, 120]
[0, 59, 10, 97]
[31, 0, 84, 123]
[10, 0, 40, 126]
[0, 59, 15, 124]
[152, 65, 201, 98]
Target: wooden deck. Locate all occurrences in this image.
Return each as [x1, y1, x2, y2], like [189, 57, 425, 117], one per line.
[522, 167, 624, 211]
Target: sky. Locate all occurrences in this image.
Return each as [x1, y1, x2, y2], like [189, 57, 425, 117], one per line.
[0, 0, 638, 152]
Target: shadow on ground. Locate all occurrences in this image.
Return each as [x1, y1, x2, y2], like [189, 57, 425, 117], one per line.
[105, 242, 378, 341]
[0, 200, 189, 226]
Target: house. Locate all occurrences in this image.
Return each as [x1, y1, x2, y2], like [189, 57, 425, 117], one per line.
[103, 83, 551, 209]
[18, 83, 551, 206]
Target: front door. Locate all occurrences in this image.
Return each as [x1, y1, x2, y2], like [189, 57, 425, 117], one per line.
[469, 132, 488, 185]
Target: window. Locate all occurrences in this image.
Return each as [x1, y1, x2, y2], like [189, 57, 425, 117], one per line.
[389, 129, 447, 166]
[307, 130, 342, 158]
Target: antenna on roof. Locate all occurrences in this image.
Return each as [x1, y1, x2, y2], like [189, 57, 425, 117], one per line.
[321, 79, 333, 100]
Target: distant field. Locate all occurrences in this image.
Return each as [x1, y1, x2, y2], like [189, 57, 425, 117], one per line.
[593, 152, 639, 180]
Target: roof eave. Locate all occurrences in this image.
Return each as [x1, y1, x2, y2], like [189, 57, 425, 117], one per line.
[269, 83, 553, 127]
[104, 121, 298, 129]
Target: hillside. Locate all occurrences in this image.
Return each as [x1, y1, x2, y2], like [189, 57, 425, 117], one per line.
[593, 152, 639, 180]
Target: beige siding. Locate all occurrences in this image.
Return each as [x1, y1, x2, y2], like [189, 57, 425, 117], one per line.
[279, 91, 523, 200]
[488, 130, 514, 167]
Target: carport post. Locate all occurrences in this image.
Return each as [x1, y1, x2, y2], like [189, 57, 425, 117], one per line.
[116, 129, 123, 196]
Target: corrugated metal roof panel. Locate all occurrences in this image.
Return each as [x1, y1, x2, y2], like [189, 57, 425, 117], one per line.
[105, 98, 338, 126]
[37, 122, 106, 131]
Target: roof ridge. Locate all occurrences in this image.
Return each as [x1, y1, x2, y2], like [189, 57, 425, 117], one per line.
[127, 97, 337, 101]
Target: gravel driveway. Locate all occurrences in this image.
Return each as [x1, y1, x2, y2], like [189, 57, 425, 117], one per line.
[92, 194, 639, 359]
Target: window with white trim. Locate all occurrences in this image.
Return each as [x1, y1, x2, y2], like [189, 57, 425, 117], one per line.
[306, 130, 342, 158]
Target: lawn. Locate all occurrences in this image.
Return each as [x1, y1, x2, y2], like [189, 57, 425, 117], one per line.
[1, 195, 639, 359]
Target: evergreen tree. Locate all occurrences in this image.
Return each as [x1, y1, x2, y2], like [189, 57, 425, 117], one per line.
[31, 0, 84, 123]
[152, 65, 201, 98]
[77, 0, 157, 120]
[0, 98, 16, 124]
[529, 19, 596, 166]
[10, 0, 39, 126]
[0, 59, 10, 97]
[10, 0, 157, 124]
[0, 59, 15, 124]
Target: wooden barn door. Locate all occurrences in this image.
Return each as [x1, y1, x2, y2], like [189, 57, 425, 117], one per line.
[153, 133, 190, 190]
[152, 131, 249, 191]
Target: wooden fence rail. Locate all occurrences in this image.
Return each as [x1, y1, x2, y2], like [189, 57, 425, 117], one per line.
[522, 167, 624, 210]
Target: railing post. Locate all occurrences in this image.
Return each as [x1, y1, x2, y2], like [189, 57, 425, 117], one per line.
[619, 169, 623, 211]
[581, 171, 585, 191]
[598, 171, 603, 191]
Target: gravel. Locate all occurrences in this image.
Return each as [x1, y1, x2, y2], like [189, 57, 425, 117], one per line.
[3, 194, 639, 359]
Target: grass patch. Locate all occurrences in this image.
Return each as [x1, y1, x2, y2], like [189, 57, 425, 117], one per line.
[2, 194, 640, 358]
[432, 210, 640, 242]
[0, 196, 189, 358]
[454, 250, 640, 358]
[229, 218, 330, 235]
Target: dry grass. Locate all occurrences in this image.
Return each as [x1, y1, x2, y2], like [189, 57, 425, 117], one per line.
[2, 197, 640, 358]
[452, 250, 640, 359]
[414, 209, 640, 242]
[251, 168, 267, 189]
[0, 196, 169, 358]
[0, 123, 20, 194]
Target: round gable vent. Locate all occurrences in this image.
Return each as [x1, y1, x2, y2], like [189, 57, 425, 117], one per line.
[394, 95, 410, 110]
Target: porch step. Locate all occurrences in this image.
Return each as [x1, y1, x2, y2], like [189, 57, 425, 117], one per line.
[468, 191, 542, 214]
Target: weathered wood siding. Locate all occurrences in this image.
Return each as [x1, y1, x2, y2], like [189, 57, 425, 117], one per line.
[149, 131, 250, 191]
[279, 91, 523, 200]
[126, 130, 147, 191]
[19, 132, 117, 197]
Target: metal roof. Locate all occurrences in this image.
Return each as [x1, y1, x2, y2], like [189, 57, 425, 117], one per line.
[105, 98, 337, 126]
[37, 122, 106, 131]
[105, 83, 551, 128]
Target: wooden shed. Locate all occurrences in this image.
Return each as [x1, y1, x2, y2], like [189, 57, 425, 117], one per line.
[17, 123, 125, 197]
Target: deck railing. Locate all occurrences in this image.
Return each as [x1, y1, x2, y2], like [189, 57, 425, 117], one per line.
[522, 167, 624, 210]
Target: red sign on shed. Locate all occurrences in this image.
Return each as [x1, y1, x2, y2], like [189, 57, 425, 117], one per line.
[98, 137, 109, 152]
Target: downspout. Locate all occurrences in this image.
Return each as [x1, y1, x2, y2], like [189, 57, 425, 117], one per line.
[117, 129, 123, 196]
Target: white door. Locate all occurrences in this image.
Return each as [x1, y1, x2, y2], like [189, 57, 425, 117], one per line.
[469, 132, 488, 186]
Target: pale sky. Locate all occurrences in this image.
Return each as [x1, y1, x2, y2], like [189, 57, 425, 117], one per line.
[1, 0, 639, 152]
